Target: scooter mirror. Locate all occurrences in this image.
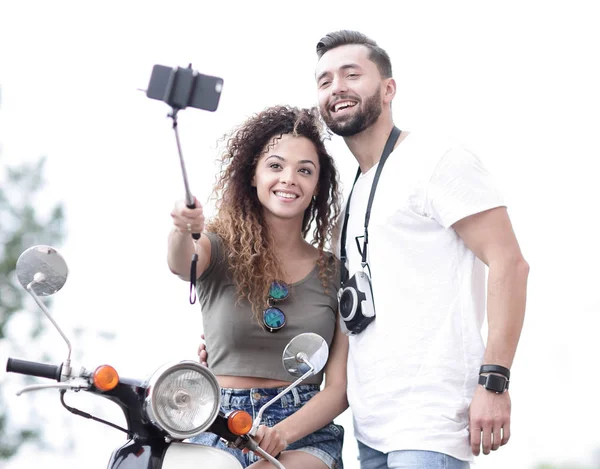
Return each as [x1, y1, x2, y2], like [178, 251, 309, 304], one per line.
[16, 245, 68, 296]
[282, 333, 329, 378]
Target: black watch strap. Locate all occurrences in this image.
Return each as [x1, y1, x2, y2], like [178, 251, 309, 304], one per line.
[478, 374, 510, 393]
[480, 364, 510, 379]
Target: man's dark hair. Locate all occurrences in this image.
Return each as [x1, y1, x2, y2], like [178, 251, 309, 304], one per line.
[316, 30, 393, 78]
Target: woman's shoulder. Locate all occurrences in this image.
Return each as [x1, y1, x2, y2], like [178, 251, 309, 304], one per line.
[197, 232, 231, 282]
[319, 250, 340, 286]
[322, 250, 339, 266]
[204, 231, 229, 253]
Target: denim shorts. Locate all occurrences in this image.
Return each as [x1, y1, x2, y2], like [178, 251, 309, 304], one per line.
[358, 440, 470, 469]
[189, 384, 344, 468]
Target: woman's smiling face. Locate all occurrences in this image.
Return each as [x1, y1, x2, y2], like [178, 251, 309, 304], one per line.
[252, 133, 320, 224]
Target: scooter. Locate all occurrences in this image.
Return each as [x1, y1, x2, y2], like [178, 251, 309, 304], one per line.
[5, 245, 330, 469]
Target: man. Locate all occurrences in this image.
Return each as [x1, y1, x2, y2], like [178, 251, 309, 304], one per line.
[199, 29, 529, 468]
[314, 30, 528, 468]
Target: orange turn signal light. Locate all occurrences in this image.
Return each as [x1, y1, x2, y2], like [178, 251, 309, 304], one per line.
[93, 365, 119, 391]
[227, 410, 253, 436]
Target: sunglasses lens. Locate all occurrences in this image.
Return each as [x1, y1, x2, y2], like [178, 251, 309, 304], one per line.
[263, 307, 286, 332]
[269, 281, 289, 301]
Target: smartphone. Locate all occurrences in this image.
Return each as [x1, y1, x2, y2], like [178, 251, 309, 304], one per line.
[146, 64, 224, 112]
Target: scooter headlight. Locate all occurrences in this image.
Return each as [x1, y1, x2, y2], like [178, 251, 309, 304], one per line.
[145, 361, 220, 440]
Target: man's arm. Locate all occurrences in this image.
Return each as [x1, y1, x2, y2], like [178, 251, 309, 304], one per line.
[452, 206, 529, 456]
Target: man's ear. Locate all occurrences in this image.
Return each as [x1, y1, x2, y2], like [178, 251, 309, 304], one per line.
[383, 78, 396, 105]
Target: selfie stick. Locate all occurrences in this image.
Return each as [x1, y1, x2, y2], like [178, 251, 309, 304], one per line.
[145, 63, 222, 230]
[168, 107, 200, 240]
[156, 64, 202, 240]
[145, 63, 224, 304]
[161, 65, 201, 304]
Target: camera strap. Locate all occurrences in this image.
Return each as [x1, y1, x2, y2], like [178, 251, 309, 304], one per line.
[339, 126, 401, 283]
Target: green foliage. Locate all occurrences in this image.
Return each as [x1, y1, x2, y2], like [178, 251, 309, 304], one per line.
[0, 153, 66, 459]
[0, 157, 65, 337]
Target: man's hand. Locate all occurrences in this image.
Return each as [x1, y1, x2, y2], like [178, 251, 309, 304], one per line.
[469, 385, 511, 456]
[197, 333, 208, 367]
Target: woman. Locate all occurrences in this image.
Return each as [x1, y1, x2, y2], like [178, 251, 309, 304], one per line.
[167, 105, 347, 469]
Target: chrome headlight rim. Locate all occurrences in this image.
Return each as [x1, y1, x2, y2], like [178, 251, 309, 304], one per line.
[145, 360, 221, 440]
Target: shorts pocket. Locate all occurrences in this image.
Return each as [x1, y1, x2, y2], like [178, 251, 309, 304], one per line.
[328, 423, 344, 439]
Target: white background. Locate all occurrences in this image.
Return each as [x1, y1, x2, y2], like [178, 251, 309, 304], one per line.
[1, 1, 599, 468]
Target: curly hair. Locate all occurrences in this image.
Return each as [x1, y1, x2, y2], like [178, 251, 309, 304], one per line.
[206, 105, 340, 325]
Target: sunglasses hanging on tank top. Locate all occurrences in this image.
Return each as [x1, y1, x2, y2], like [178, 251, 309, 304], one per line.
[262, 281, 290, 332]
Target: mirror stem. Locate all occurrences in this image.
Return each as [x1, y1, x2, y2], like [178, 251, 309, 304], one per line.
[27, 276, 72, 378]
[250, 359, 315, 436]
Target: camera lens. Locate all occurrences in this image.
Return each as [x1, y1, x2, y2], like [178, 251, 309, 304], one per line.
[339, 288, 357, 320]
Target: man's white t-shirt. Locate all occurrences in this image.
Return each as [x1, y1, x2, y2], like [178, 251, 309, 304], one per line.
[342, 131, 505, 462]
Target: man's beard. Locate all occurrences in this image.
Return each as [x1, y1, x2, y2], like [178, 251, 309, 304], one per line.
[321, 89, 382, 137]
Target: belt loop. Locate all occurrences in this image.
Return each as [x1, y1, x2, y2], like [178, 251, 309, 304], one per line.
[222, 389, 232, 409]
[291, 387, 301, 407]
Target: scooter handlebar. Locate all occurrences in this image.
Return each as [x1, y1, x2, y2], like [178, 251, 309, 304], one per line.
[6, 358, 62, 381]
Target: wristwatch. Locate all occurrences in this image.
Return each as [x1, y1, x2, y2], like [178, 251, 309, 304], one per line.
[478, 373, 509, 393]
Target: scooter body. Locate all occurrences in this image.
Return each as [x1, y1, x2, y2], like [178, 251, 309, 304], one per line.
[108, 441, 241, 469]
[5, 245, 329, 469]
[92, 377, 243, 469]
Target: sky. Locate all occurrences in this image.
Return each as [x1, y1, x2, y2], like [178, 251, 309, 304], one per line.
[1, 1, 599, 468]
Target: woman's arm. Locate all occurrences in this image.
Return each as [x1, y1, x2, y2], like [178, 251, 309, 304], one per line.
[167, 198, 212, 280]
[252, 315, 349, 456]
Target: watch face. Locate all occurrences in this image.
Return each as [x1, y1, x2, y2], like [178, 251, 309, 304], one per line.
[485, 374, 508, 393]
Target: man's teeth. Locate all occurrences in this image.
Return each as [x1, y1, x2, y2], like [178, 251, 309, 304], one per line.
[275, 191, 298, 199]
[334, 101, 357, 112]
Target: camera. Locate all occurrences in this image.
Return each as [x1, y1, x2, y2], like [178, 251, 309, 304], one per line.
[338, 270, 376, 335]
